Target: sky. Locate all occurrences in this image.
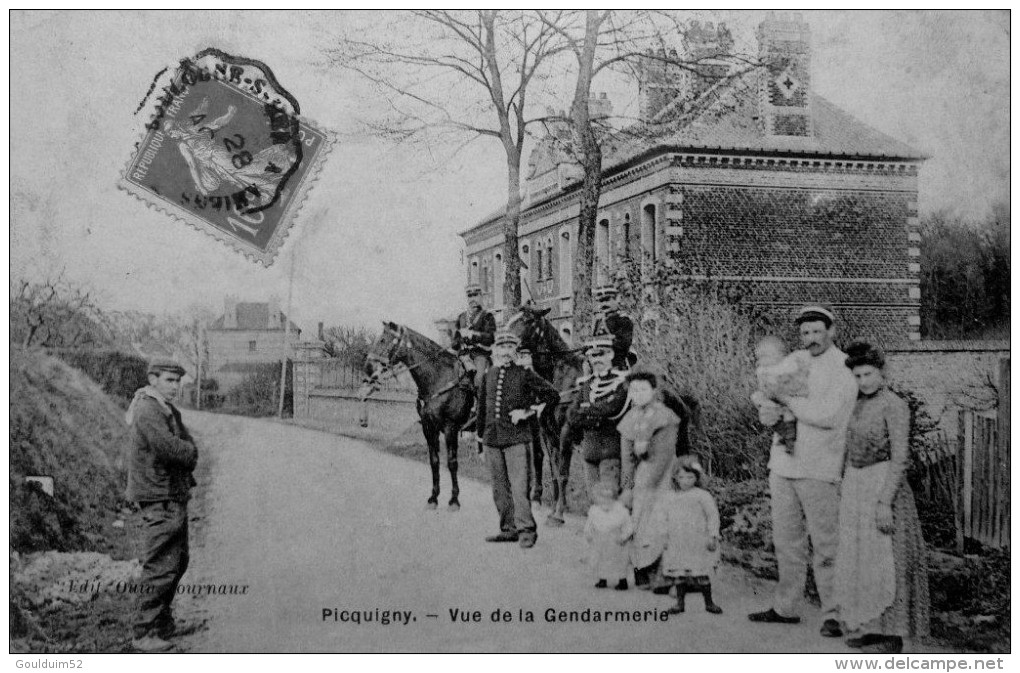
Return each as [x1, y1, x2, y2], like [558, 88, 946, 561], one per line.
[8, 10, 1010, 338]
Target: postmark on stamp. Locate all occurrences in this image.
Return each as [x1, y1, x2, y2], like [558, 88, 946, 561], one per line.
[119, 48, 331, 266]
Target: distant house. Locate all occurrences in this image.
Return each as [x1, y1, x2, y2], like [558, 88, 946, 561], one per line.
[207, 297, 301, 388]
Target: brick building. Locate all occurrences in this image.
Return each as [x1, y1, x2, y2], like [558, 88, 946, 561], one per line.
[207, 296, 301, 388]
[459, 14, 925, 345]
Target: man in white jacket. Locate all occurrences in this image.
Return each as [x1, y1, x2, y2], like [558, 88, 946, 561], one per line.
[748, 305, 859, 639]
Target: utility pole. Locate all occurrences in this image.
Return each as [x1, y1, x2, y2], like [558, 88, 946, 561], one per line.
[278, 249, 296, 419]
[194, 318, 203, 410]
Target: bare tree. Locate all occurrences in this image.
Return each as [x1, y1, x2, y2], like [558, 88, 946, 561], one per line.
[10, 275, 109, 348]
[535, 10, 764, 337]
[106, 306, 215, 402]
[326, 10, 569, 308]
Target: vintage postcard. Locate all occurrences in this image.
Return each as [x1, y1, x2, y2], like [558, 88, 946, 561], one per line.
[9, 9, 1010, 666]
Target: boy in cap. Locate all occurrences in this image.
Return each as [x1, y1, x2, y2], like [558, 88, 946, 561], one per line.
[476, 330, 559, 548]
[124, 358, 198, 652]
[748, 305, 858, 639]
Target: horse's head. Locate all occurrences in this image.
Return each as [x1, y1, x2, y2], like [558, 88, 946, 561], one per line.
[504, 304, 552, 354]
[364, 321, 409, 380]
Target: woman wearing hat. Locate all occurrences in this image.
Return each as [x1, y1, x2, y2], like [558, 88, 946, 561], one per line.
[834, 341, 930, 653]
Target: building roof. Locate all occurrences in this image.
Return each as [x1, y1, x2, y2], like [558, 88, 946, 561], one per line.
[208, 302, 301, 333]
[461, 74, 924, 237]
[609, 77, 926, 166]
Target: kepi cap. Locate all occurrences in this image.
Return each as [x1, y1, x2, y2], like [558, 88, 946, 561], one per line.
[147, 357, 186, 376]
[594, 284, 619, 301]
[465, 284, 482, 299]
[493, 329, 521, 347]
[584, 323, 615, 352]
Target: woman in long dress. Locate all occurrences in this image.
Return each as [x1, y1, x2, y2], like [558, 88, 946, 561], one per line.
[618, 370, 680, 590]
[835, 341, 930, 653]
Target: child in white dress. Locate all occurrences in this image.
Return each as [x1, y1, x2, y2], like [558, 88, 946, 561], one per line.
[659, 457, 722, 614]
[584, 478, 634, 590]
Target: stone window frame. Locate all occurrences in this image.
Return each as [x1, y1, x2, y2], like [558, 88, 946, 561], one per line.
[640, 196, 662, 265]
[558, 226, 573, 300]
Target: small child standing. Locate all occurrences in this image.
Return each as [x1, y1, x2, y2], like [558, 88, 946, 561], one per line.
[584, 478, 633, 591]
[660, 457, 722, 614]
[750, 335, 810, 454]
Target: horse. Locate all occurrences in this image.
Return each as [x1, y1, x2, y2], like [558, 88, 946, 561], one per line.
[504, 305, 700, 526]
[364, 321, 473, 511]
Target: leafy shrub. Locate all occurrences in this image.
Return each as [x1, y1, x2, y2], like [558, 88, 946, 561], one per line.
[617, 263, 777, 480]
[49, 349, 148, 406]
[929, 548, 1010, 652]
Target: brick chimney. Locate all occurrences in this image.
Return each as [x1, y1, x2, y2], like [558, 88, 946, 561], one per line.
[756, 12, 813, 137]
[267, 295, 281, 329]
[681, 21, 735, 101]
[223, 295, 238, 329]
[637, 48, 683, 121]
[588, 92, 613, 121]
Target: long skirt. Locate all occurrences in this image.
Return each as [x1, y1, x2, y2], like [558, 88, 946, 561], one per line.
[834, 462, 931, 638]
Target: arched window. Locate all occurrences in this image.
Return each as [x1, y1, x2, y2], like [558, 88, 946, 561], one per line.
[622, 213, 631, 260]
[559, 229, 572, 297]
[520, 242, 532, 303]
[481, 258, 490, 293]
[545, 236, 555, 280]
[494, 253, 504, 308]
[641, 204, 657, 262]
[470, 259, 479, 284]
[536, 246, 545, 282]
[597, 217, 611, 284]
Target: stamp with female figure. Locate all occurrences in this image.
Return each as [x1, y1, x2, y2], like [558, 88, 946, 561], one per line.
[120, 48, 331, 265]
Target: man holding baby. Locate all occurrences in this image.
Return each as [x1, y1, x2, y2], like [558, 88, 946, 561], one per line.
[748, 305, 858, 639]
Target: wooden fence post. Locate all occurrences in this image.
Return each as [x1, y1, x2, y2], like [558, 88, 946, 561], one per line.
[955, 409, 966, 554]
[998, 357, 1010, 548]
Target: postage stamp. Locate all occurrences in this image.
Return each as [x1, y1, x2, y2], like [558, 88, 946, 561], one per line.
[119, 48, 331, 266]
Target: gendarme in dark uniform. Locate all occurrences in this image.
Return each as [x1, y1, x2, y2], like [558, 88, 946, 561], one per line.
[451, 284, 497, 391]
[477, 330, 559, 548]
[570, 327, 631, 496]
[592, 284, 634, 370]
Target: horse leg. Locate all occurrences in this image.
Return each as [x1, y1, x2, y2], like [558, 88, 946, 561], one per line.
[444, 424, 461, 511]
[530, 422, 544, 504]
[423, 419, 441, 509]
[546, 423, 573, 527]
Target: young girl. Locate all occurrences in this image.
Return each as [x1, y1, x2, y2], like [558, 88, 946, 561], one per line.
[659, 457, 722, 614]
[584, 477, 634, 591]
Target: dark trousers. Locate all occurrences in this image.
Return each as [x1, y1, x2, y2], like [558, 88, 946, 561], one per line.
[134, 500, 189, 638]
[486, 442, 536, 539]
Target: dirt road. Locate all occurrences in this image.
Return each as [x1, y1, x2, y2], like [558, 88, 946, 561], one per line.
[174, 411, 864, 653]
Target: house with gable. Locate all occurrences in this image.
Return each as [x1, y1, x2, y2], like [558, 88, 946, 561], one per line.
[206, 296, 302, 389]
[458, 13, 925, 346]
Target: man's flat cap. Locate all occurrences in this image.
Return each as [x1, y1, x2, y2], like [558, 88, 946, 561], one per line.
[147, 358, 186, 376]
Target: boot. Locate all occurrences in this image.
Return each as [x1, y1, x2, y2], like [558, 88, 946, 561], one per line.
[668, 586, 685, 615]
[702, 584, 723, 614]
